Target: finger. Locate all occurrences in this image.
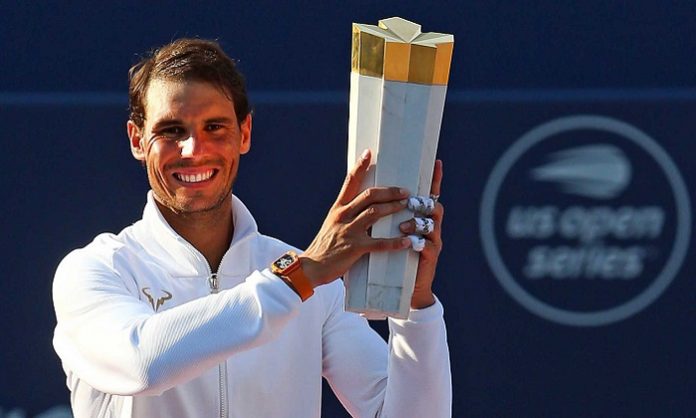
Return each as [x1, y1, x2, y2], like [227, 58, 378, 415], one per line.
[408, 235, 426, 252]
[336, 149, 372, 206]
[399, 217, 435, 235]
[366, 236, 412, 252]
[431, 159, 443, 197]
[407, 196, 436, 215]
[399, 218, 417, 235]
[344, 186, 408, 219]
[430, 203, 444, 246]
[400, 205, 444, 242]
[416, 217, 435, 235]
[430, 202, 444, 223]
[351, 200, 408, 230]
[418, 238, 442, 261]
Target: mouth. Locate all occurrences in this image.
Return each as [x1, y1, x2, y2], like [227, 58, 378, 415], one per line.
[173, 169, 217, 184]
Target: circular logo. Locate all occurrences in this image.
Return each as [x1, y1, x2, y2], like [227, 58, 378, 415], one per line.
[480, 115, 691, 326]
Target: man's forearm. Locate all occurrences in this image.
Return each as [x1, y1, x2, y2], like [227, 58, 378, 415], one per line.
[381, 298, 452, 418]
[54, 266, 300, 396]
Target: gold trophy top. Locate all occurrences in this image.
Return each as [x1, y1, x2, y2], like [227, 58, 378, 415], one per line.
[351, 17, 454, 85]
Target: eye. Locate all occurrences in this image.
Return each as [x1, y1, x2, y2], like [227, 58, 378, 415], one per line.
[205, 123, 224, 132]
[157, 126, 187, 140]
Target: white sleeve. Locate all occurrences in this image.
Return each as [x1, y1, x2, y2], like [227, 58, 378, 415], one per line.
[383, 299, 452, 417]
[321, 284, 451, 418]
[52, 250, 301, 396]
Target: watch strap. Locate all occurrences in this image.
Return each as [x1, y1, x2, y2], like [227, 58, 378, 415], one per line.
[283, 267, 314, 302]
[272, 251, 314, 302]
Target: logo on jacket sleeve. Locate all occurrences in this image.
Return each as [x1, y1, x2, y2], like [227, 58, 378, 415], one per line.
[142, 287, 173, 312]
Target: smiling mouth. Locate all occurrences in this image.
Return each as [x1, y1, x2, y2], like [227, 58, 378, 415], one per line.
[173, 169, 217, 183]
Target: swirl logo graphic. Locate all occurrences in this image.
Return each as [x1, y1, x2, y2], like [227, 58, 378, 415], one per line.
[480, 115, 691, 326]
[530, 144, 631, 199]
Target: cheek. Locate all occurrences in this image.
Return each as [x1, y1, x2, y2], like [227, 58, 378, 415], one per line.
[144, 141, 173, 169]
[145, 160, 166, 188]
[144, 137, 165, 157]
[143, 144, 172, 183]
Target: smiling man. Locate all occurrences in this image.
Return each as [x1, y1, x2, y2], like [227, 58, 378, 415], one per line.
[52, 39, 451, 418]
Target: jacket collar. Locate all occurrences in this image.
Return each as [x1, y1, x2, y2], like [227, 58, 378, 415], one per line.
[137, 191, 259, 281]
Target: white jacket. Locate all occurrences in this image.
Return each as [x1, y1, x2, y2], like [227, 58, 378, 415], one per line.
[52, 192, 452, 417]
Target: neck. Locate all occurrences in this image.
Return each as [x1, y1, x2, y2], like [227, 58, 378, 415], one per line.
[156, 198, 234, 273]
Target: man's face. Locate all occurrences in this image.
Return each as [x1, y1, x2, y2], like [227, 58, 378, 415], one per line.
[128, 79, 251, 215]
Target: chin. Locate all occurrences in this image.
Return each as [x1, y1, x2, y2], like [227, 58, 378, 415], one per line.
[173, 200, 221, 214]
[175, 192, 232, 214]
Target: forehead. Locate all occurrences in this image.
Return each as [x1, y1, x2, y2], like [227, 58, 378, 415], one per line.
[143, 79, 236, 123]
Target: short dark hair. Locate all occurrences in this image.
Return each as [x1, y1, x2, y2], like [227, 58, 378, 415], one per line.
[128, 38, 250, 128]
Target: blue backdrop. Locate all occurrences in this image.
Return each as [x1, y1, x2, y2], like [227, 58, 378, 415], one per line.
[1, 1, 694, 417]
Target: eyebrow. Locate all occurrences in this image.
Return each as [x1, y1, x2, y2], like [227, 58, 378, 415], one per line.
[150, 117, 235, 131]
[150, 118, 183, 131]
[205, 117, 235, 125]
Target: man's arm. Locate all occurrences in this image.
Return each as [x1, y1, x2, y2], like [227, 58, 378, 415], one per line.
[321, 286, 451, 418]
[381, 159, 451, 417]
[53, 256, 301, 396]
[315, 155, 451, 417]
[383, 300, 451, 417]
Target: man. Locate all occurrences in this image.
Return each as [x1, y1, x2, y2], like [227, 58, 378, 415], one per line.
[52, 38, 451, 417]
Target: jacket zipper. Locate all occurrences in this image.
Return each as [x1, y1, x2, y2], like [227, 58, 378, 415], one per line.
[175, 233, 235, 418]
[208, 272, 229, 418]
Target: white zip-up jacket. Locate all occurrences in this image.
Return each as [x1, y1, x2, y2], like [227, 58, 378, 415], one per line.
[52, 192, 452, 417]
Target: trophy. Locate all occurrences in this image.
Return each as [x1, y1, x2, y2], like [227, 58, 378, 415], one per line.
[344, 17, 454, 319]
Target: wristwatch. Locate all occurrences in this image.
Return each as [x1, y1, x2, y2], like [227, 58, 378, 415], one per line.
[270, 251, 314, 302]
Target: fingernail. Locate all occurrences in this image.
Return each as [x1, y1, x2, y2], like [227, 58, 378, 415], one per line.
[399, 188, 409, 196]
[360, 149, 370, 160]
[399, 199, 408, 206]
[401, 237, 411, 247]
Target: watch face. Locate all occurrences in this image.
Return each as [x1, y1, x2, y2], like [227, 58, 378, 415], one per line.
[275, 253, 295, 271]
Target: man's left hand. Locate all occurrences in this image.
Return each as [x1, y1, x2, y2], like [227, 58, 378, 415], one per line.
[399, 160, 444, 310]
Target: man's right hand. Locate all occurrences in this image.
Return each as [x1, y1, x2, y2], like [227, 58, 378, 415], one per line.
[299, 149, 412, 288]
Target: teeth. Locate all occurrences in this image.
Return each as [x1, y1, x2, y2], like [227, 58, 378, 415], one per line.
[175, 170, 214, 183]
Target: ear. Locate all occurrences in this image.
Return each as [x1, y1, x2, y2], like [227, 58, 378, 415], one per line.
[127, 120, 146, 161]
[239, 114, 252, 155]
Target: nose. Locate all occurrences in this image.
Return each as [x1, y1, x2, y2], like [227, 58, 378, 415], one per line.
[179, 134, 202, 157]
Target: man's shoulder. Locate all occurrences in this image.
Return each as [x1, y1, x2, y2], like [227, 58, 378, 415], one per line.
[56, 223, 144, 279]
